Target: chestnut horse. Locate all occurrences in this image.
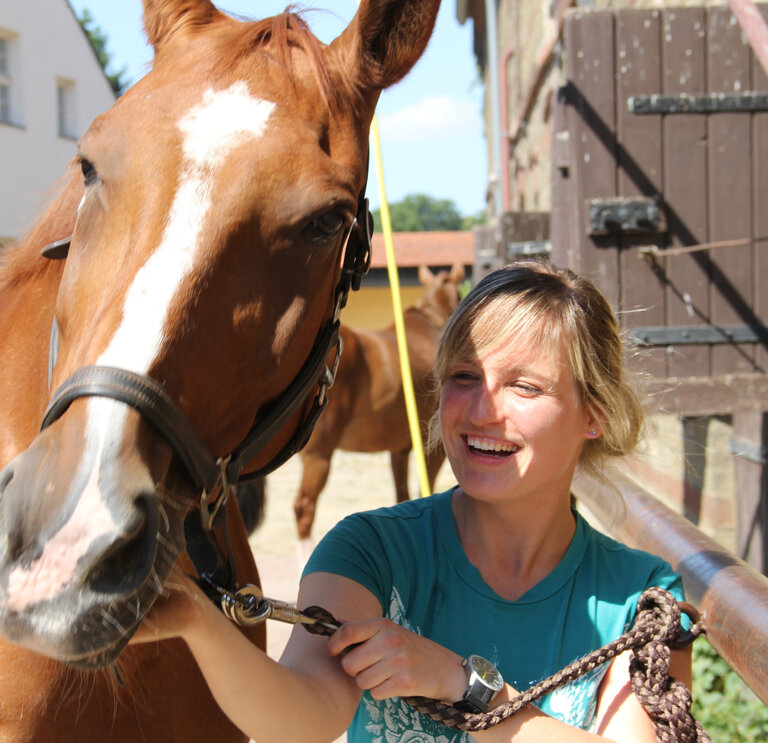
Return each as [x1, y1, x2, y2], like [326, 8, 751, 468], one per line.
[293, 263, 464, 547]
[0, 1, 439, 741]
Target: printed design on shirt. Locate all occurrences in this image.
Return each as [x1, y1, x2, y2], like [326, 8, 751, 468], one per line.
[359, 587, 471, 743]
[539, 663, 608, 731]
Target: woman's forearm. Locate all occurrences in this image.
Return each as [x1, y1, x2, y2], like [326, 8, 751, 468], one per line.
[181, 596, 359, 743]
[470, 689, 618, 743]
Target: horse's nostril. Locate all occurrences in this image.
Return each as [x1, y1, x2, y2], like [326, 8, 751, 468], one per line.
[7, 530, 24, 563]
[87, 495, 159, 596]
[0, 468, 32, 564]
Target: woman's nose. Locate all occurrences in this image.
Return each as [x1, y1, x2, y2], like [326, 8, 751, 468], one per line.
[468, 384, 504, 425]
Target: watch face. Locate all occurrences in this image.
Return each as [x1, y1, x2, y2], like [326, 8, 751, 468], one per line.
[469, 655, 504, 691]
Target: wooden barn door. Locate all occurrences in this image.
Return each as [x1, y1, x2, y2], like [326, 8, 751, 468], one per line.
[550, 4, 768, 570]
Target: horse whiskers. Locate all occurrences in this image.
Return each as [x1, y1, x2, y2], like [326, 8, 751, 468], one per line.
[149, 567, 168, 597]
[108, 662, 126, 689]
[54, 664, 122, 725]
[152, 544, 180, 590]
[154, 482, 187, 511]
[54, 666, 90, 719]
[156, 500, 171, 534]
[99, 608, 130, 639]
[123, 599, 141, 621]
[161, 571, 194, 595]
[155, 532, 177, 554]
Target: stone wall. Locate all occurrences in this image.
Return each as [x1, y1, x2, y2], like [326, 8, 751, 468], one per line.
[629, 413, 737, 554]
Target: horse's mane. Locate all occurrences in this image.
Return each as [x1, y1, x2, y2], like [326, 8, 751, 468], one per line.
[224, 9, 369, 110]
[0, 164, 79, 294]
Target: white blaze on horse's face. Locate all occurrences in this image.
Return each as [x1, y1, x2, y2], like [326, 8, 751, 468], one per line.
[101, 81, 276, 373]
[7, 405, 118, 612]
[6, 84, 276, 613]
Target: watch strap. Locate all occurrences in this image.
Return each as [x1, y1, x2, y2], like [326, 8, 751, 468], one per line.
[455, 656, 497, 713]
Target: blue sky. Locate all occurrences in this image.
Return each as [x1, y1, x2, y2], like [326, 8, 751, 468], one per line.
[67, 1, 488, 218]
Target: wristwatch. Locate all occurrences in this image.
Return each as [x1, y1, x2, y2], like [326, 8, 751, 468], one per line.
[455, 654, 504, 713]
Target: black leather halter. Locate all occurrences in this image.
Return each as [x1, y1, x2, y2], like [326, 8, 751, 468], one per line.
[40, 192, 372, 538]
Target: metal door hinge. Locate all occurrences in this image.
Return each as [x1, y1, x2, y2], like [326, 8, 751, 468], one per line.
[632, 325, 765, 346]
[629, 92, 768, 115]
[588, 197, 663, 235]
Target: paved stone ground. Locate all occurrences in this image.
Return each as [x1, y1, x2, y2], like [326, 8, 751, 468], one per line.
[247, 450, 457, 743]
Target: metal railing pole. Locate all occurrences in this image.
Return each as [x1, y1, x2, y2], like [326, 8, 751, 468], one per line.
[574, 468, 768, 705]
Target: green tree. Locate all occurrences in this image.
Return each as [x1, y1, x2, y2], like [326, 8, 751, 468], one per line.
[77, 9, 128, 96]
[372, 193, 464, 232]
[692, 638, 768, 742]
[461, 209, 487, 230]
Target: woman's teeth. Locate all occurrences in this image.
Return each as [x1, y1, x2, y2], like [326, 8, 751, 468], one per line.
[466, 436, 519, 457]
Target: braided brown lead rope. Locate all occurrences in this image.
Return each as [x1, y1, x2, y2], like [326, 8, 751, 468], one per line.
[629, 592, 710, 743]
[303, 586, 711, 741]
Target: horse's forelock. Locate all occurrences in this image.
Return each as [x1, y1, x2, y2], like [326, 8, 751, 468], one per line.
[225, 11, 365, 112]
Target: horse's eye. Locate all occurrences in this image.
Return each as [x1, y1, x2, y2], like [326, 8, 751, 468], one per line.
[304, 212, 346, 242]
[80, 158, 98, 187]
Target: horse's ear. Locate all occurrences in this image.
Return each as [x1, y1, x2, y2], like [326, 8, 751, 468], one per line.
[142, 0, 222, 54]
[418, 265, 435, 287]
[330, 0, 440, 92]
[450, 262, 465, 283]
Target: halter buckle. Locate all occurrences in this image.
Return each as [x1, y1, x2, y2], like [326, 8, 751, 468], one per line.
[200, 455, 232, 531]
[317, 334, 343, 407]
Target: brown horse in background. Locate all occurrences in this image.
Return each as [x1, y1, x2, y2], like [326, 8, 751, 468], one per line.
[293, 263, 464, 548]
[0, 1, 439, 741]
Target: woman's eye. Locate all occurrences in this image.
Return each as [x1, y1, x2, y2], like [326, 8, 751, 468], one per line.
[450, 372, 477, 384]
[513, 382, 541, 396]
[304, 212, 346, 242]
[80, 158, 98, 187]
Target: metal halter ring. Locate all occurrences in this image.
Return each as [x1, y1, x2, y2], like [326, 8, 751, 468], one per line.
[217, 583, 329, 629]
[671, 601, 706, 649]
[220, 585, 268, 626]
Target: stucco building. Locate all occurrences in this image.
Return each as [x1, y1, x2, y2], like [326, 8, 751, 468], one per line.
[0, 0, 115, 245]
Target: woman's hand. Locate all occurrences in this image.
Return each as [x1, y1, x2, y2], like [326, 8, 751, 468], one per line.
[130, 568, 209, 644]
[327, 617, 467, 704]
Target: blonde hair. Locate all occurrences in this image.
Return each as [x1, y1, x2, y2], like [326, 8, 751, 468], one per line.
[431, 260, 644, 483]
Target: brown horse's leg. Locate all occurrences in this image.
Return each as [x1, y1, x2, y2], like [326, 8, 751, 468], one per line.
[294, 452, 332, 543]
[390, 448, 411, 503]
[426, 445, 447, 492]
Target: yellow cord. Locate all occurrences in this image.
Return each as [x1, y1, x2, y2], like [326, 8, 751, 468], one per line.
[369, 115, 431, 499]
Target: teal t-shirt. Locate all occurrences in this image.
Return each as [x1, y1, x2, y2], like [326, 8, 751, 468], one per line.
[303, 489, 684, 743]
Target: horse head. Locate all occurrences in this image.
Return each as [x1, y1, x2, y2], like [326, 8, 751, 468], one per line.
[0, 0, 439, 669]
[416, 262, 466, 326]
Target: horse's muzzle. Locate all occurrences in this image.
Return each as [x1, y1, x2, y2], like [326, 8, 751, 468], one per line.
[0, 414, 187, 666]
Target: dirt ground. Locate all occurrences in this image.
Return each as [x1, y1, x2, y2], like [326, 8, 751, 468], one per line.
[246, 450, 458, 742]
